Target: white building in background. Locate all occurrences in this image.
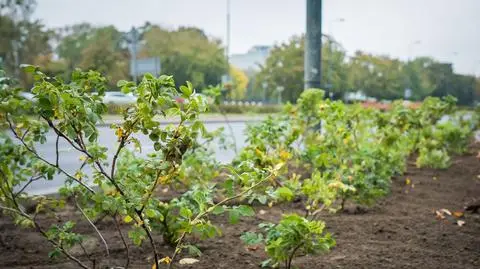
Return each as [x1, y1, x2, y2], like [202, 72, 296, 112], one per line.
[230, 45, 271, 71]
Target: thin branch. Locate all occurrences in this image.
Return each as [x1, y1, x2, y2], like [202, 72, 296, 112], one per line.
[287, 243, 303, 269]
[21, 127, 30, 141]
[168, 172, 275, 268]
[55, 134, 60, 167]
[139, 170, 162, 213]
[74, 197, 110, 257]
[0, 204, 91, 269]
[113, 214, 130, 269]
[6, 115, 95, 193]
[33, 221, 91, 269]
[0, 204, 25, 216]
[110, 136, 125, 179]
[218, 105, 237, 154]
[135, 210, 160, 268]
[14, 175, 43, 198]
[42, 116, 85, 153]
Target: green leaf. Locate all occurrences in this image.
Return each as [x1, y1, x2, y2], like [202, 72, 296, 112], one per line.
[180, 207, 193, 219]
[124, 215, 133, 223]
[211, 206, 225, 215]
[154, 142, 161, 151]
[20, 64, 37, 73]
[228, 209, 240, 224]
[186, 244, 202, 257]
[180, 84, 193, 98]
[237, 205, 255, 217]
[48, 248, 61, 259]
[240, 232, 263, 245]
[274, 187, 295, 202]
[145, 208, 158, 218]
[223, 178, 234, 197]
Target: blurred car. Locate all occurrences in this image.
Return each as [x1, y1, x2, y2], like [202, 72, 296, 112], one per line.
[103, 91, 137, 104]
[19, 92, 36, 101]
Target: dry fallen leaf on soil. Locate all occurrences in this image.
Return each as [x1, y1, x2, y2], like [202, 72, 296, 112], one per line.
[476, 151, 480, 160]
[435, 210, 445, 219]
[246, 245, 259, 251]
[259, 209, 267, 215]
[452, 211, 464, 218]
[179, 258, 200, 265]
[435, 208, 452, 219]
[439, 208, 452, 215]
[457, 220, 466, 227]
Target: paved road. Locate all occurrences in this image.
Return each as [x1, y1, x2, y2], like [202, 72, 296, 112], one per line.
[17, 122, 249, 195]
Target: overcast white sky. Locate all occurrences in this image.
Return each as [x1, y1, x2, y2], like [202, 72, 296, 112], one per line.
[34, 0, 480, 75]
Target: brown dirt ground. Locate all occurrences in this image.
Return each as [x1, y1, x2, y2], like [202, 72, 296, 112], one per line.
[1, 145, 479, 269]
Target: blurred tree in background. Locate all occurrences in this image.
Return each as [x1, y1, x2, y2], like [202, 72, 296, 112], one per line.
[141, 26, 227, 89]
[229, 66, 249, 100]
[0, 0, 477, 105]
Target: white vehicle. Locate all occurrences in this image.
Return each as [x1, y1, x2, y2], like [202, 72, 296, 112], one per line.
[103, 91, 137, 104]
[19, 92, 36, 101]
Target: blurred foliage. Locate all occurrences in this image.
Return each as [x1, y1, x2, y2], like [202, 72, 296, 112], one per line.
[228, 66, 249, 100]
[141, 26, 227, 89]
[0, 2, 478, 105]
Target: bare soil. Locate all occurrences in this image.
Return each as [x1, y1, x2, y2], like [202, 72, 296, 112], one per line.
[1, 145, 479, 269]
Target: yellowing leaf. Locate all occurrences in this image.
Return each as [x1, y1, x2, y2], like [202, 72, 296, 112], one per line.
[273, 162, 285, 171]
[124, 215, 133, 223]
[159, 256, 172, 264]
[157, 175, 170, 185]
[152, 263, 156, 269]
[405, 177, 411, 185]
[115, 127, 124, 139]
[279, 150, 290, 161]
[452, 211, 464, 218]
[79, 155, 87, 162]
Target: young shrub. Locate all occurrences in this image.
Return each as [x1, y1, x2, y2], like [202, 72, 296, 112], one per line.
[241, 214, 335, 269]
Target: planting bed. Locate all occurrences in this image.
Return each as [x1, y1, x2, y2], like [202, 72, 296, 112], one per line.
[1, 144, 479, 269]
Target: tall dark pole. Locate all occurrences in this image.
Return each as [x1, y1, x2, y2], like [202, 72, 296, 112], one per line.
[304, 0, 322, 90]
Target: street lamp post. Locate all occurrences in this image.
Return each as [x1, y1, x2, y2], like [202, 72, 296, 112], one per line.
[326, 18, 345, 98]
[124, 27, 140, 84]
[276, 86, 285, 104]
[262, 82, 268, 104]
[304, 0, 323, 90]
[404, 40, 421, 100]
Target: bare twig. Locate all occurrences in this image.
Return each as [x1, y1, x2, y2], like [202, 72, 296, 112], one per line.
[135, 210, 160, 268]
[113, 214, 130, 269]
[110, 136, 125, 179]
[74, 197, 110, 257]
[14, 175, 43, 198]
[55, 134, 60, 167]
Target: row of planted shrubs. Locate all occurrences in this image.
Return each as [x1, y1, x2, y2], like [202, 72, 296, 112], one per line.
[106, 102, 283, 115]
[1, 67, 478, 269]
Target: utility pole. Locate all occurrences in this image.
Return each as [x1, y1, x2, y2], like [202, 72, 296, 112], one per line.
[304, 0, 322, 90]
[226, 0, 231, 68]
[125, 27, 140, 84]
